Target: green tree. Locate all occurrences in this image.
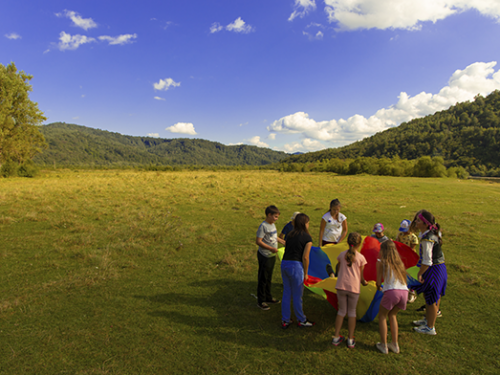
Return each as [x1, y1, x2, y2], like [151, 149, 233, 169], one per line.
[0, 62, 47, 166]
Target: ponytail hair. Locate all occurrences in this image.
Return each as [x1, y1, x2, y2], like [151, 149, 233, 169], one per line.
[419, 210, 443, 245]
[345, 232, 362, 267]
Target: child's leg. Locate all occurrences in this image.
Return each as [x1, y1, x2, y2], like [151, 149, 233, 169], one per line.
[289, 262, 306, 322]
[388, 307, 401, 344]
[263, 256, 276, 301]
[378, 306, 390, 344]
[281, 262, 292, 322]
[334, 314, 345, 338]
[334, 290, 348, 337]
[347, 317, 356, 340]
[256, 252, 266, 304]
[346, 292, 360, 340]
[426, 301, 439, 328]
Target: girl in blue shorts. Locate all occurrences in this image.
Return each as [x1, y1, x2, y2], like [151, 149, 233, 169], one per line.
[376, 240, 408, 354]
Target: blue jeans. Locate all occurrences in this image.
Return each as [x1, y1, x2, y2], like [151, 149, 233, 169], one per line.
[281, 260, 306, 323]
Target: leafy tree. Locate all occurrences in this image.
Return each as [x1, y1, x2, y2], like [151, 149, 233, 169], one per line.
[0, 62, 47, 166]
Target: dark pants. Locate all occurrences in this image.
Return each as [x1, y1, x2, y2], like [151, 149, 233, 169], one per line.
[257, 251, 276, 304]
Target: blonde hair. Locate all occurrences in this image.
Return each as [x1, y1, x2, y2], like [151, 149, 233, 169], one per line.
[379, 240, 407, 285]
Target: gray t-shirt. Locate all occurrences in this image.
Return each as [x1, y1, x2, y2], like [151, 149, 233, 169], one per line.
[256, 220, 278, 258]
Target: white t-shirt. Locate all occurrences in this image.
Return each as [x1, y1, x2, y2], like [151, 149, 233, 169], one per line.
[321, 212, 346, 242]
[378, 260, 408, 292]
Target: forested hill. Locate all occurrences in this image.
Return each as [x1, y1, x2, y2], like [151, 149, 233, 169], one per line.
[34, 123, 287, 166]
[284, 90, 500, 171]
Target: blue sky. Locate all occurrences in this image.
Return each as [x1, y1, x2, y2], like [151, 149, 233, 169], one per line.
[3, 0, 500, 153]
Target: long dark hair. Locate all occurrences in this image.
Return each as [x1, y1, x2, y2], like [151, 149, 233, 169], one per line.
[288, 213, 310, 239]
[345, 232, 362, 267]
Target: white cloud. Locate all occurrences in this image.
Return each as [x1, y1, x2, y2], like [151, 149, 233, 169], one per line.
[57, 10, 97, 31]
[166, 122, 197, 135]
[289, 0, 317, 21]
[283, 138, 325, 153]
[154, 96, 166, 101]
[98, 34, 137, 45]
[269, 61, 500, 148]
[5, 33, 21, 40]
[323, 0, 500, 31]
[210, 22, 224, 33]
[148, 133, 160, 138]
[303, 30, 324, 40]
[268, 133, 277, 140]
[246, 136, 269, 148]
[226, 17, 254, 33]
[58, 31, 96, 51]
[154, 78, 181, 91]
[211, 18, 254, 33]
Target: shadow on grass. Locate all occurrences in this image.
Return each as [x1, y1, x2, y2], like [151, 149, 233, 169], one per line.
[134, 278, 379, 353]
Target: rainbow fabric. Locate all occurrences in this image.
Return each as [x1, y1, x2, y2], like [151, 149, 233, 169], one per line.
[278, 236, 420, 322]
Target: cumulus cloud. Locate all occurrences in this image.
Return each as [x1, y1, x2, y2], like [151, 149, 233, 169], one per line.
[269, 61, 500, 148]
[289, 0, 317, 21]
[154, 96, 166, 101]
[5, 33, 21, 40]
[210, 22, 224, 33]
[323, 0, 500, 31]
[58, 31, 96, 51]
[98, 34, 137, 45]
[283, 138, 326, 153]
[227, 17, 254, 33]
[268, 133, 277, 140]
[166, 122, 197, 135]
[210, 17, 254, 33]
[246, 136, 269, 148]
[56, 10, 97, 30]
[154, 78, 181, 91]
[147, 133, 160, 137]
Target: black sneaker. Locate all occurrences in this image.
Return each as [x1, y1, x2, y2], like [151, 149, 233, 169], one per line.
[297, 320, 315, 328]
[266, 298, 281, 304]
[416, 305, 426, 312]
[257, 302, 270, 310]
[281, 320, 293, 329]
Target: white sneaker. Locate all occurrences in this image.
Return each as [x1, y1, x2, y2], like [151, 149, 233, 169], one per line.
[414, 325, 436, 335]
[412, 318, 427, 326]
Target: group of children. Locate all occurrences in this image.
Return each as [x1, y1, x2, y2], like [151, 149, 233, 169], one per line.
[255, 201, 447, 354]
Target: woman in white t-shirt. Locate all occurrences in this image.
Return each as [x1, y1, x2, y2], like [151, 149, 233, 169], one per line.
[318, 199, 348, 246]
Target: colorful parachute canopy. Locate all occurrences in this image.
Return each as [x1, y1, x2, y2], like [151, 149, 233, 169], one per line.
[278, 236, 419, 322]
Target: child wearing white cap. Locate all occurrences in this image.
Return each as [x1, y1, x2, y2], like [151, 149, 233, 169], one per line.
[396, 219, 419, 304]
[396, 219, 419, 252]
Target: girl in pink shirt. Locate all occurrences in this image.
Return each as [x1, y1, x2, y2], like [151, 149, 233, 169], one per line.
[332, 232, 368, 348]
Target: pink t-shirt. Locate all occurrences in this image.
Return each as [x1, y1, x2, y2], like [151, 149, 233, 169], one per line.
[336, 250, 367, 294]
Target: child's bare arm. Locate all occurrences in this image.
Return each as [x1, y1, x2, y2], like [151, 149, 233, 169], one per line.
[277, 237, 286, 246]
[376, 261, 383, 290]
[360, 265, 368, 286]
[256, 237, 278, 253]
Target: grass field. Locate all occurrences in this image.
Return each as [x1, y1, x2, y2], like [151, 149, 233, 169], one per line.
[1, 170, 499, 374]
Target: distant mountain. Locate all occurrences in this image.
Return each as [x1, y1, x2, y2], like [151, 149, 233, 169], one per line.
[35, 123, 287, 166]
[283, 90, 500, 171]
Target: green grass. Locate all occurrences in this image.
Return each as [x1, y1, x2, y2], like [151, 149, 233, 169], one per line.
[1, 170, 499, 374]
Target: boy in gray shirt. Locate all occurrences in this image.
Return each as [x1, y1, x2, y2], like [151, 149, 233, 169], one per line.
[256, 205, 286, 310]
